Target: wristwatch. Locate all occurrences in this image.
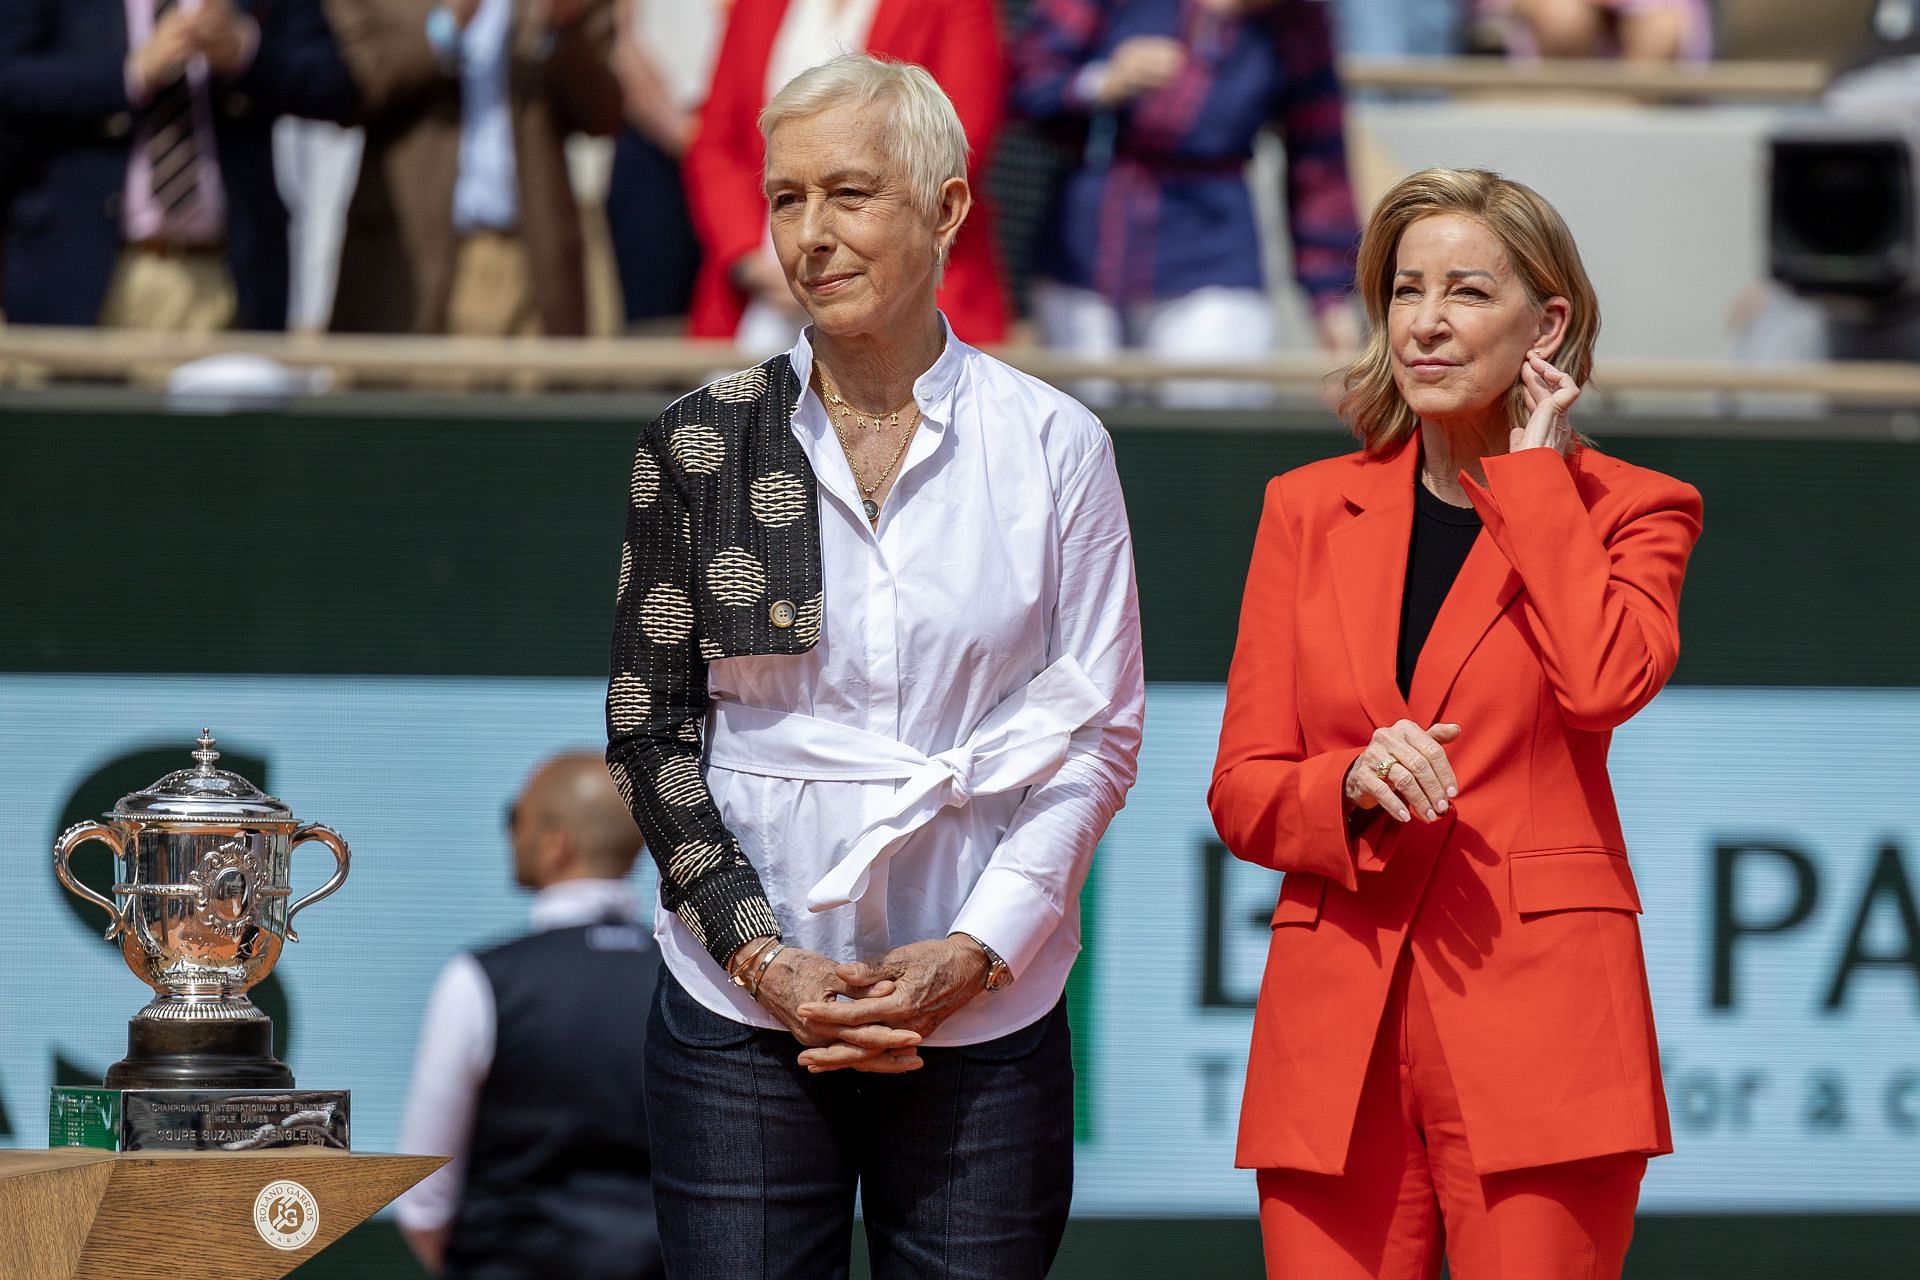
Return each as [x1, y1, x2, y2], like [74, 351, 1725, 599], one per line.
[954, 932, 1011, 992]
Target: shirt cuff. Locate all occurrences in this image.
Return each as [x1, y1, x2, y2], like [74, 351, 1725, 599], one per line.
[124, 53, 149, 107]
[425, 5, 463, 65]
[1069, 62, 1111, 110]
[949, 866, 1064, 980]
[393, 1193, 454, 1232]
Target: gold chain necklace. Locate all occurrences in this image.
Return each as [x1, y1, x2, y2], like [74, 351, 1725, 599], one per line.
[820, 367, 916, 429]
[819, 367, 919, 525]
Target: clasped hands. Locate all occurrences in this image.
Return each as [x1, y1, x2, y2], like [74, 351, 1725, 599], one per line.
[1344, 720, 1461, 825]
[732, 935, 992, 1074]
[131, 0, 255, 94]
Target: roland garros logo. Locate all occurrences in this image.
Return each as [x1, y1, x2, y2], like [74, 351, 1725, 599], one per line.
[252, 1179, 320, 1251]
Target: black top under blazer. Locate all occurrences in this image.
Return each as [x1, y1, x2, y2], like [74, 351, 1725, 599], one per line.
[606, 357, 824, 967]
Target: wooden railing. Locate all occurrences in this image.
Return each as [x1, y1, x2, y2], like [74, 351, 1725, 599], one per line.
[1337, 56, 1829, 103]
[4, 325, 1920, 410]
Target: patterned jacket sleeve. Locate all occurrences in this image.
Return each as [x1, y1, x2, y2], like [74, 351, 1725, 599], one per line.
[1008, 0, 1111, 122]
[607, 414, 782, 968]
[1269, 0, 1360, 313]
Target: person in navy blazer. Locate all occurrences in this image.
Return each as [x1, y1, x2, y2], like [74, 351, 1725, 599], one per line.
[0, 0, 358, 329]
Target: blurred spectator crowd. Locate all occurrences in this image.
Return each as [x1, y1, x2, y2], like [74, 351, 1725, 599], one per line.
[0, 0, 1818, 370]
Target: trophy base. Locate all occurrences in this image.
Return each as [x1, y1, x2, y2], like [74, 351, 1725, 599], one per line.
[1, 1148, 438, 1280]
[104, 1016, 296, 1090]
[49, 1085, 351, 1152]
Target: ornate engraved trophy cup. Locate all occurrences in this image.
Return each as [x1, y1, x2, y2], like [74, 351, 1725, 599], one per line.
[13, 732, 441, 1278]
[53, 730, 349, 1097]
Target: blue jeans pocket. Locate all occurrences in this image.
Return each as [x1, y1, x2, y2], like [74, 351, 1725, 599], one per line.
[658, 970, 761, 1049]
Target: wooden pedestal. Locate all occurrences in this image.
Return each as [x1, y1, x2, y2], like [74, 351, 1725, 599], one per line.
[0, 1148, 444, 1280]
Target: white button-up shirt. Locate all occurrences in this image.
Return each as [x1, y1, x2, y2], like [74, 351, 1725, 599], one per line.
[452, 0, 518, 233]
[658, 320, 1145, 1046]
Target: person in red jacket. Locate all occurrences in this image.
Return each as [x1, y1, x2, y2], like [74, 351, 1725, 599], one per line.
[1210, 168, 1702, 1279]
[683, 0, 1009, 349]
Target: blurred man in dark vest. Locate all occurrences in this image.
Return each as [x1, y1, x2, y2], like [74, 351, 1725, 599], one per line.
[396, 752, 663, 1280]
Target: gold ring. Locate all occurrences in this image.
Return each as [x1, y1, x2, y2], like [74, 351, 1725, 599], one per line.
[1374, 758, 1395, 782]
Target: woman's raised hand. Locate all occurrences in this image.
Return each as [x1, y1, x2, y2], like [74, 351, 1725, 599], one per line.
[1514, 350, 1578, 455]
[1343, 721, 1462, 823]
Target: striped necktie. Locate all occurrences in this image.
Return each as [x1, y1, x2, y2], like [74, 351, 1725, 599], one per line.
[145, 0, 201, 219]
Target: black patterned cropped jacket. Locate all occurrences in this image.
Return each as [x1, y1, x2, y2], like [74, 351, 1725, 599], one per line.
[606, 356, 822, 966]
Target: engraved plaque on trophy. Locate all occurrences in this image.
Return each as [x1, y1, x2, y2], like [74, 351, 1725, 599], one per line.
[51, 731, 352, 1151]
[49, 1086, 351, 1152]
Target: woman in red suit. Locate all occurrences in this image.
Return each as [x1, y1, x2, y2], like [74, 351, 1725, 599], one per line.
[1210, 168, 1702, 1278]
[684, 0, 1009, 347]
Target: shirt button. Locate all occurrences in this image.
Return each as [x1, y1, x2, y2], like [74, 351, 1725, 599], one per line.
[768, 600, 796, 629]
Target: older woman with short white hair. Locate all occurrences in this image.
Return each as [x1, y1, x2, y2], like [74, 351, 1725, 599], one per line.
[606, 53, 1145, 1279]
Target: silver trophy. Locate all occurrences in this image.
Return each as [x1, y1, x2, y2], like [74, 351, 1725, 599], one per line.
[53, 730, 350, 1089]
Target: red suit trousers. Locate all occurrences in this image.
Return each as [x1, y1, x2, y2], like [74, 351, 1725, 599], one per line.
[1257, 951, 1647, 1279]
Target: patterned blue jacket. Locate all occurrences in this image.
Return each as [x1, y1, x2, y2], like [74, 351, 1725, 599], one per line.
[1011, 0, 1360, 311]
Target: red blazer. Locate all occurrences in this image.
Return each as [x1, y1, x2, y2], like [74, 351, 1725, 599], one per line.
[1209, 438, 1702, 1176]
[683, 0, 1010, 343]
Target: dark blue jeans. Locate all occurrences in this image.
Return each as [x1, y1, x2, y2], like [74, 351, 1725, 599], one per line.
[643, 969, 1074, 1279]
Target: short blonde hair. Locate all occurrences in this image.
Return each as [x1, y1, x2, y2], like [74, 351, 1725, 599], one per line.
[759, 53, 970, 218]
[1338, 168, 1600, 453]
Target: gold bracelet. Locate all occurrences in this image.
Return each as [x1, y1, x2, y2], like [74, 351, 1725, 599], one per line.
[726, 935, 778, 987]
[746, 942, 786, 1001]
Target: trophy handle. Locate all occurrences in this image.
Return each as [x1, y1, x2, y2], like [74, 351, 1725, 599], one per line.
[55, 821, 130, 939]
[284, 822, 351, 942]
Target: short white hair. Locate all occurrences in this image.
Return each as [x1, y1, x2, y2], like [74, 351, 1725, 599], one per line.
[758, 53, 970, 217]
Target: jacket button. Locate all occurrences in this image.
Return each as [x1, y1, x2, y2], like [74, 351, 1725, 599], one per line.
[768, 600, 796, 629]
[105, 112, 131, 138]
[225, 92, 253, 118]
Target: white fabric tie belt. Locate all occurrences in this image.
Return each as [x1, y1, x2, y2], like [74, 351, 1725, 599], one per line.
[705, 655, 1111, 912]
